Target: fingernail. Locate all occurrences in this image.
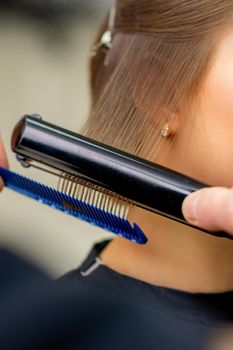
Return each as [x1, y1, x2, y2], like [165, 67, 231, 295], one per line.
[182, 192, 201, 225]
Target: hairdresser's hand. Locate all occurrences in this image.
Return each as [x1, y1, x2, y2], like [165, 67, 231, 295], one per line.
[182, 187, 233, 236]
[0, 137, 8, 191]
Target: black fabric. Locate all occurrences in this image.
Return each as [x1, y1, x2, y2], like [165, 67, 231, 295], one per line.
[59, 239, 233, 350]
[0, 248, 136, 350]
[1, 242, 233, 350]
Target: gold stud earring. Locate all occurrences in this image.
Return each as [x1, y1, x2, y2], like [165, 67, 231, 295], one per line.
[160, 123, 170, 138]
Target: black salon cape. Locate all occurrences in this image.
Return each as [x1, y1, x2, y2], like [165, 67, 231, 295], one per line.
[0, 247, 138, 350]
[1, 241, 233, 350]
[59, 240, 233, 350]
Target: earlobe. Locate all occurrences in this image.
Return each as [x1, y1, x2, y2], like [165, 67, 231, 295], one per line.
[169, 112, 180, 135]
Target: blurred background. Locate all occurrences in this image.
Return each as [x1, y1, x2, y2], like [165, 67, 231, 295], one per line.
[0, 0, 113, 277]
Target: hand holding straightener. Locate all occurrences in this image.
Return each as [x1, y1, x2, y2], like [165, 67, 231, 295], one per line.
[183, 188, 233, 237]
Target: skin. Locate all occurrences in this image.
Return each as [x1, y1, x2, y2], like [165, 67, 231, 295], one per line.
[100, 28, 233, 293]
[182, 187, 233, 234]
[0, 137, 8, 190]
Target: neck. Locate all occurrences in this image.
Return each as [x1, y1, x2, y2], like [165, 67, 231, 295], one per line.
[100, 207, 233, 293]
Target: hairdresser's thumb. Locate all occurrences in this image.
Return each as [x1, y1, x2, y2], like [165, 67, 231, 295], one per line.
[182, 187, 233, 236]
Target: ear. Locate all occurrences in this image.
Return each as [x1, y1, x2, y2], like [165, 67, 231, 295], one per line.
[165, 111, 180, 137]
[131, 76, 180, 137]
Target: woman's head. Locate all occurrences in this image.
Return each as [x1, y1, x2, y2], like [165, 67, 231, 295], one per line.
[81, 1, 233, 187]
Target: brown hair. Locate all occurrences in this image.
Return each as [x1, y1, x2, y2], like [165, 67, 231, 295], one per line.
[80, 1, 233, 164]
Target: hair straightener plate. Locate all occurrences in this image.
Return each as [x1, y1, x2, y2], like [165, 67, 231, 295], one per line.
[0, 114, 232, 243]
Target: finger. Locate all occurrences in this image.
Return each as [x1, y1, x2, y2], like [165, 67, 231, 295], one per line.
[0, 137, 8, 192]
[182, 187, 233, 235]
[0, 177, 4, 192]
[0, 137, 8, 169]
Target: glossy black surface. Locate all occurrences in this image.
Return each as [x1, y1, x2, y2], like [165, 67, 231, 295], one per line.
[11, 115, 232, 241]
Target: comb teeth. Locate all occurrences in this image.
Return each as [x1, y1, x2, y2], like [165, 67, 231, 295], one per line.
[0, 167, 148, 244]
[58, 173, 131, 219]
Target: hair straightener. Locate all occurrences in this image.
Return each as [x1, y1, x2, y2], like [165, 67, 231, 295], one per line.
[0, 114, 231, 244]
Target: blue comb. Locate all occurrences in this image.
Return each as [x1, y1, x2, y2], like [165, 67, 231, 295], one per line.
[0, 167, 147, 244]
